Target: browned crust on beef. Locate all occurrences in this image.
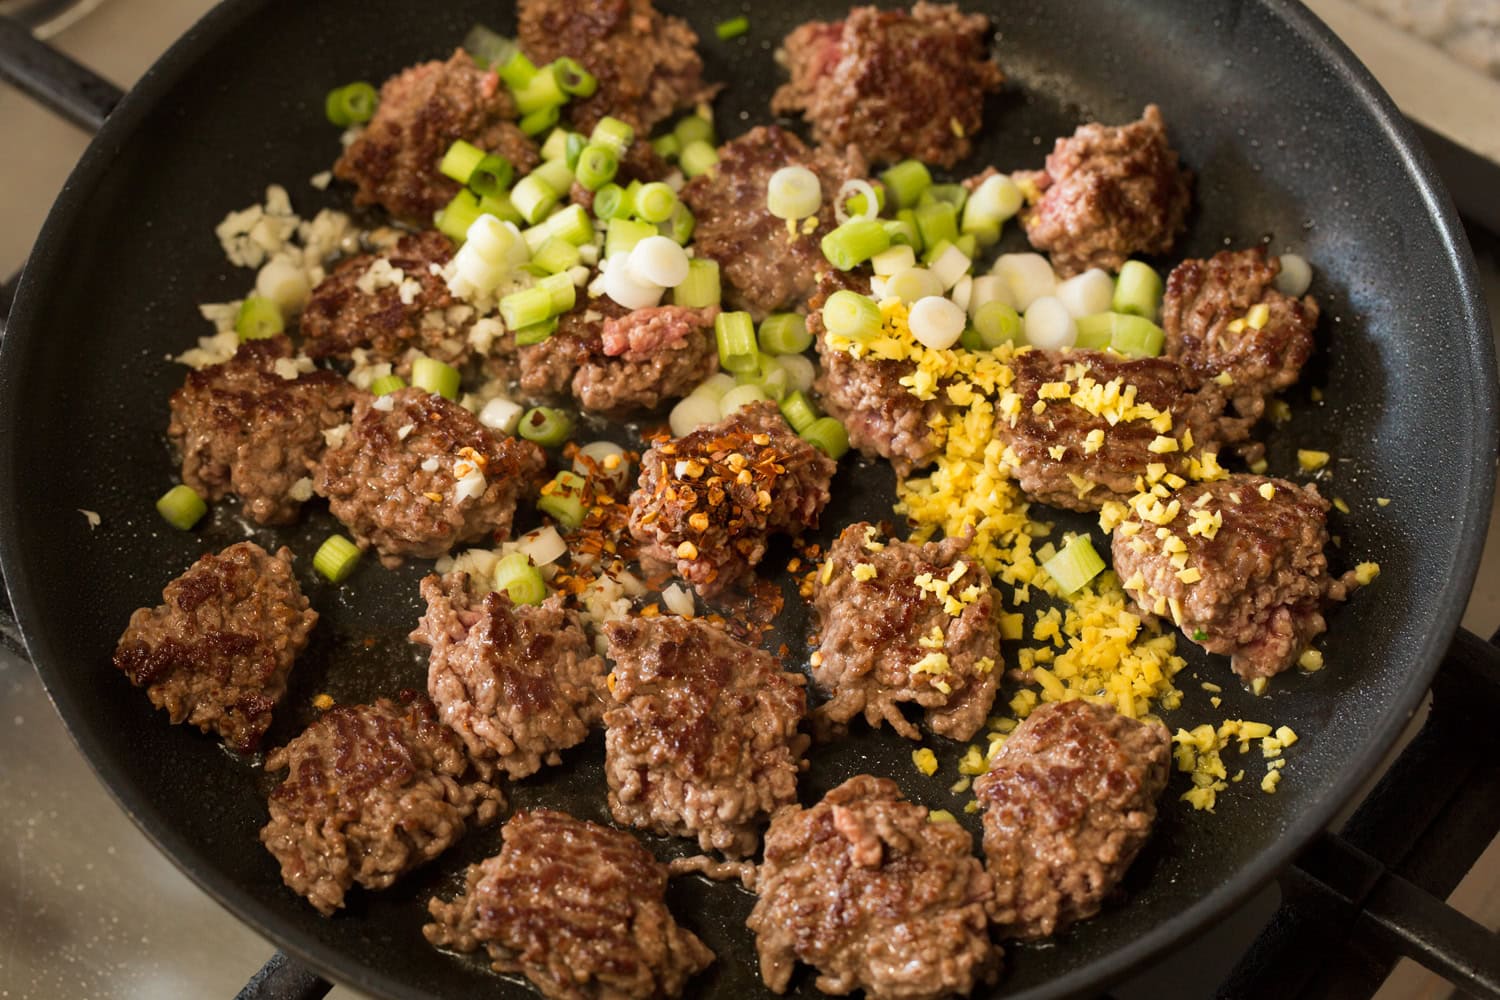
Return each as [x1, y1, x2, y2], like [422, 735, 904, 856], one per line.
[681, 126, 868, 319]
[1162, 247, 1318, 422]
[411, 573, 606, 779]
[425, 809, 714, 1000]
[167, 336, 357, 526]
[811, 523, 1001, 741]
[334, 49, 538, 225]
[628, 402, 836, 597]
[516, 0, 718, 134]
[517, 294, 629, 400]
[113, 542, 315, 752]
[1018, 105, 1192, 277]
[573, 305, 720, 414]
[1110, 474, 1356, 679]
[748, 774, 1000, 1000]
[314, 387, 545, 563]
[974, 700, 1170, 940]
[602, 616, 808, 857]
[773, 3, 1002, 168]
[260, 696, 501, 916]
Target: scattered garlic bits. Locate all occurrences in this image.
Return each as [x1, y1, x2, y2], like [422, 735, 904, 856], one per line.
[1172, 720, 1299, 811]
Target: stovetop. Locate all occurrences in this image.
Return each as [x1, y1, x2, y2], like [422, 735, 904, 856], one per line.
[2, 3, 1498, 999]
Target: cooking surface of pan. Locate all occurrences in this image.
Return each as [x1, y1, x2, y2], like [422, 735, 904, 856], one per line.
[0, 1, 1495, 997]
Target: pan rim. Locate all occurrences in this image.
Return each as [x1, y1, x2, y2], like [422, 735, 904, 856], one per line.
[1, 0, 1495, 996]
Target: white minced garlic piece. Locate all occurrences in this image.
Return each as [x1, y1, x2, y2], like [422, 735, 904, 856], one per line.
[271, 355, 315, 381]
[452, 463, 487, 504]
[323, 424, 351, 448]
[1054, 268, 1114, 319]
[396, 423, 416, 440]
[420, 457, 441, 472]
[356, 258, 406, 296]
[1023, 296, 1078, 349]
[370, 394, 396, 412]
[78, 509, 101, 529]
[1276, 254, 1313, 297]
[174, 328, 241, 369]
[467, 317, 504, 354]
[995, 252, 1057, 312]
[516, 526, 568, 567]
[908, 296, 967, 350]
[479, 398, 524, 435]
[661, 583, 696, 618]
[287, 478, 315, 502]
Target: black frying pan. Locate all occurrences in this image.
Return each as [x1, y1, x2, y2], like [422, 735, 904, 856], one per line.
[0, 2, 1496, 998]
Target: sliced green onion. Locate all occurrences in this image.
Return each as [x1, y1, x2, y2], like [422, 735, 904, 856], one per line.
[914, 202, 958, 250]
[767, 165, 823, 220]
[959, 327, 985, 351]
[590, 116, 636, 156]
[953, 233, 978, 261]
[510, 174, 559, 225]
[880, 159, 932, 209]
[920, 183, 968, 213]
[973, 300, 1022, 348]
[1113, 260, 1164, 319]
[605, 218, 657, 259]
[651, 134, 681, 161]
[575, 143, 619, 191]
[468, 153, 514, 198]
[525, 203, 593, 249]
[412, 356, 461, 400]
[532, 236, 581, 274]
[801, 417, 849, 459]
[1110, 313, 1166, 357]
[513, 64, 567, 115]
[634, 182, 678, 223]
[539, 127, 572, 162]
[821, 219, 891, 271]
[715, 311, 759, 373]
[531, 158, 574, 197]
[476, 190, 523, 226]
[1073, 313, 1114, 350]
[493, 551, 547, 605]
[884, 267, 943, 304]
[156, 484, 207, 531]
[895, 209, 924, 252]
[754, 364, 791, 401]
[884, 217, 920, 250]
[235, 296, 283, 340]
[463, 24, 518, 71]
[439, 140, 486, 185]
[437, 189, 485, 242]
[719, 382, 770, 416]
[961, 215, 1001, 248]
[519, 104, 559, 137]
[500, 286, 556, 330]
[313, 534, 361, 584]
[537, 470, 587, 530]
[779, 391, 818, 433]
[673, 114, 715, 147]
[518, 406, 573, 447]
[538, 272, 577, 314]
[844, 181, 886, 219]
[659, 202, 695, 245]
[965, 172, 1024, 223]
[1042, 535, 1106, 595]
[673, 258, 721, 308]
[514, 316, 559, 346]
[716, 15, 749, 40]
[758, 313, 812, 355]
[498, 51, 538, 90]
[563, 131, 588, 170]
[822, 290, 882, 341]
[552, 57, 597, 97]
[679, 140, 718, 178]
[324, 82, 378, 127]
[369, 374, 406, 396]
[592, 183, 630, 220]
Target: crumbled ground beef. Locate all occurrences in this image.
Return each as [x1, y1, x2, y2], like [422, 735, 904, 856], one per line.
[573, 305, 719, 414]
[517, 295, 628, 400]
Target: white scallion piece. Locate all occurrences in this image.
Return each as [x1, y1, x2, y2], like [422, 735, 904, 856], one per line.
[776, 353, 817, 393]
[1055, 268, 1115, 319]
[255, 256, 310, 316]
[603, 252, 664, 309]
[661, 583, 696, 618]
[967, 274, 1013, 316]
[766, 165, 823, 220]
[691, 372, 737, 401]
[574, 440, 631, 492]
[908, 296, 967, 350]
[869, 276, 889, 300]
[996, 253, 1057, 312]
[884, 266, 944, 304]
[950, 274, 974, 312]
[453, 468, 488, 504]
[1023, 296, 1077, 349]
[454, 245, 507, 294]
[871, 244, 917, 277]
[929, 243, 972, 290]
[466, 214, 520, 264]
[478, 397, 524, 434]
[627, 235, 691, 288]
[718, 383, 770, 418]
[669, 393, 723, 437]
[516, 525, 568, 567]
[1276, 254, 1313, 297]
[835, 179, 880, 224]
[967, 172, 1024, 223]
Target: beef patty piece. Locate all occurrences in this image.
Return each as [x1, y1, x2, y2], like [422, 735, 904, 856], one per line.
[573, 304, 719, 414]
[167, 335, 357, 526]
[113, 542, 315, 752]
[993, 347, 1243, 512]
[773, 3, 1003, 168]
[1016, 105, 1192, 277]
[314, 387, 545, 565]
[812, 523, 1000, 741]
[411, 573, 606, 779]
[974, 700, 1171, 940]
[748, 774, 1000, 1000]
[1162, 247, 1319, 422]
[628, 401, 836, 598]
[516, 0, 717, 134]
[681, 126, 868, 319]
[334, 49, 537, 225]
[425, 809, 714, 1000]
[1110, 474, 1357, 680]
[260, 696, 501, 916]
[602, 616, 809, 857]
[517, 294, 628, 400]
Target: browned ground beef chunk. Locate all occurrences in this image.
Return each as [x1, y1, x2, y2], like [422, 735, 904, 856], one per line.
[1162, 247, 1318, 422]
[573, 305, 719, 414]
[167, 336, 357, 526]
[113, 542, 315, 752]
[681, 126, 868, 319]
[993, 347, 1244, 511]
[1110, 475, 1358, 680]
[314, 387, 545, 564]
[516, 0, 717, 133]
[425, 809, 714, 1000]
[334, 49, 538, 225]
[517, 294, 628, 399]
[773, 3, 1002, 168]
[628, 402, 835, 597]
[411, 573, 606, 779]
[1017, 105, 1192, 277]
[811, 523, 1000, 741]
[602, 616, 807, 856]
[260, 696, 501, 916]
[748, 774, 1000, 1000]
[974, 700, 1170, 940]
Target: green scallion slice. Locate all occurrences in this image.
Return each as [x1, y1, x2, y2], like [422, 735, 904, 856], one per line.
[538, 272, 577, 314]
[411, 356, 461, 401]
[767, 165, 823, 221]
[463, 25, 518, 71]
[633, 182, 678, 224]
[531, 236, 581, 275]
[801, 417, 849, 460]
[673, 114, 715, 147]
[369, 374, 406, 396]
[514, 316, 559, 346]
[914, 201, 958, 251]
[844, 181, 886, 219]
[518, 406, 573, 447]
[501, 286, 557, 331]
[715, 311, 759, 373]
[468, 153, 514, 198]
[575, 143, 619, 191]
[436, 189, 485, 242]
[513, 63, 567, 115]
[659, 202, 695, 245]
[313, 534, 362, 584]
[884, 217, 920, 250]
[531, 158, 574, 197]
[537, 470, 588, 530]
[1073, 313, 1115, 350]
[758, 313, 812, 355]
[493, 551, 547, 605]
[563, 131, 588, 170]
[498, 50, 538, 90]
[552, 57, 597, 97]
[476, 189, 523, 226]
[605, 218, 657, 259]
[590, 116, 636, 156]
[539, 127, 571, 162]
[879, 159, 933, 209]
[1112, 260, 1164, 319]
[1042, 535, 1106, 595]
[156, 484, 207, 531]
[779, 390, 819, 433]
[972, 301, 1022, 348]
[959, 327, 985, 351]
[592, 183, 630, 221]
[1109, 314, 1166, 358]
[895, 209, 924, 253]
[919, 183, 968, 213]
[235, 296, 283, 341]
[679, 140, 718, 178]
[822, 290, 882, 341]
[324, 82, 378, 127]
[439, 140, 487, 185]
[716, 15, 749, 40]
[651, 133, 681, 161]
[673, 258, 721, 308]
[510, 174, 559, 225]
[821, 219, 891, 271]
[518, 104, 560, 137]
